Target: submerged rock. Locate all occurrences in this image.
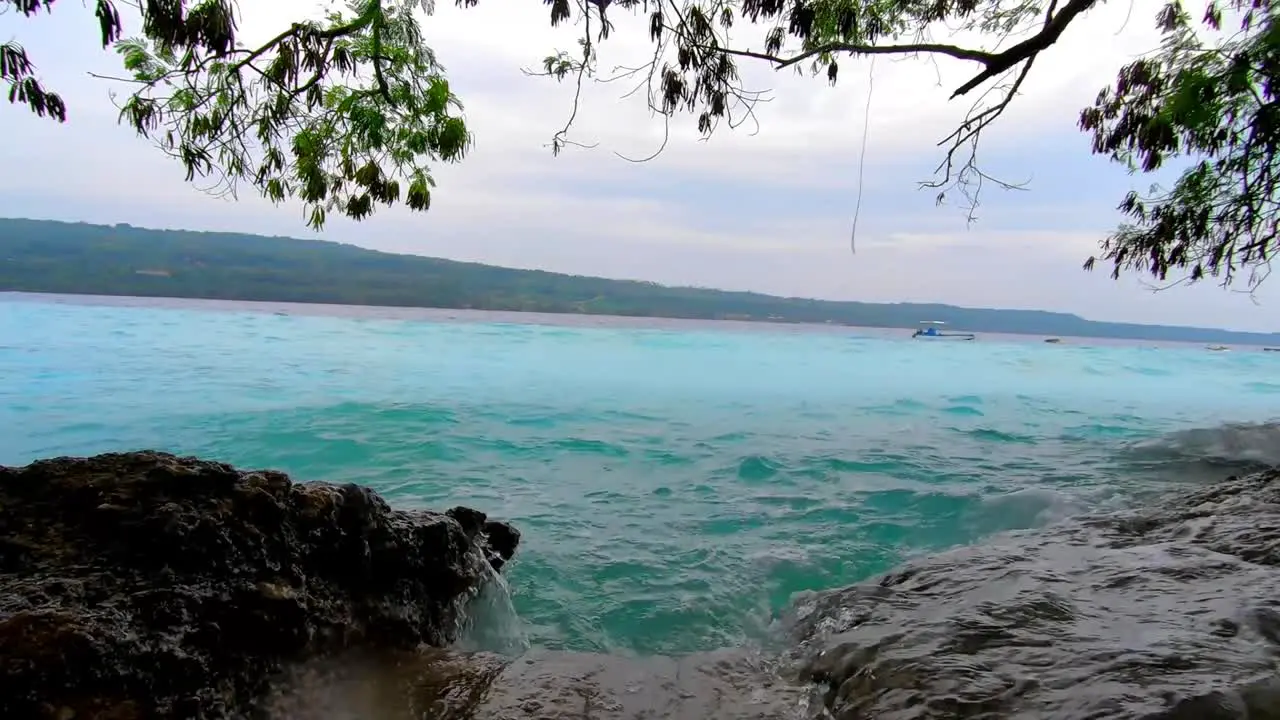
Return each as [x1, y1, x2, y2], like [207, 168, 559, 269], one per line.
[0, 451, 519, 719]
[782, 469, 1280, 719]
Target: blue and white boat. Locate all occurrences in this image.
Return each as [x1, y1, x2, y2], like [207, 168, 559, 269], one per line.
[911, 320, 975, 341]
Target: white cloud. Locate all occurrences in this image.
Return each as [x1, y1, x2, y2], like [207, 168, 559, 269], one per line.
[397, 0, 1172, 190]
[880, 230, 1107, 257]
[1, 0, 1277, 332]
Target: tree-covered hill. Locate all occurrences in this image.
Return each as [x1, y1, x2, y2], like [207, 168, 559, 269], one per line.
[1, 217, 1276, 345]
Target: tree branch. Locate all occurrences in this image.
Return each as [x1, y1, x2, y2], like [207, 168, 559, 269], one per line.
[950, 0, 1097, 97]
[370, 8, 393, 101]
[684, 0, 1097, 99]
[232, 7, 377, 73]
[703, 40, 999, 70]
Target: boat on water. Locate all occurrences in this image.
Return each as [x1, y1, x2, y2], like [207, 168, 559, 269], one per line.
[1044, 337, 1062, 344]
[911, 321, 975, 341]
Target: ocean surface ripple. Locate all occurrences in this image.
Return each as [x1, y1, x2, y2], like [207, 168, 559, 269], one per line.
[2, 293, 1279, 661]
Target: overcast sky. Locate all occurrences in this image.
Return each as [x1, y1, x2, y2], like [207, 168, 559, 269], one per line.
[2, 0, 1274, 331]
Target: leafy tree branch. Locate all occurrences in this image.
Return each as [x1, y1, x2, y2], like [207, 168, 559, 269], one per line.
[520, 0, 1075, 220]
[519, 0, 1280, 291]
[8, 0, 1280, 293]
[4, 0, 472, 229]
[1081, 0, 1280, 290]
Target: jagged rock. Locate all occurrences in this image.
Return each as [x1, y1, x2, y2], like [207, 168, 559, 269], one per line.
[482, 520, 521, 573]
[0, 451, 519, 719]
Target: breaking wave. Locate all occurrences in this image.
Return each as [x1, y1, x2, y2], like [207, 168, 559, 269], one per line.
[1121, 420, 1280, 470]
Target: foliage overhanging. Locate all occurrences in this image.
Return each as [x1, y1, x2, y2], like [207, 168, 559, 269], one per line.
[3, 0, 472, 229]
[4, 0, 1279, 290]
[524, 0, 1280, 290]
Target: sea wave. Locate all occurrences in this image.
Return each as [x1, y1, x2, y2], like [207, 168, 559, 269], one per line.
[1120, 420, 1280, 470]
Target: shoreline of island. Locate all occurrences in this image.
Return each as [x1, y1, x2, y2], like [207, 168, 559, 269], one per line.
[6, 290, 1278, 351]
[2, 217, 1277, 347]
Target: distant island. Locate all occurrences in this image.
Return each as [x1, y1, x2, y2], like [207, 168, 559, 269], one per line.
[1, 217, 1277, 345]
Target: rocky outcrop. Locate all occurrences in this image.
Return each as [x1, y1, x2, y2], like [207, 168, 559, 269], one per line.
[0, 451, 519, 719]
[782, 469, 1280, 719]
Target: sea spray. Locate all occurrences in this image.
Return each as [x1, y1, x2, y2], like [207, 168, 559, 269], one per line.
[454, 542, 530, 655]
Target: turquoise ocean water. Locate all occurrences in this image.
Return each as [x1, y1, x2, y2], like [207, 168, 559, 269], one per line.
[3, 293, 1278, 655]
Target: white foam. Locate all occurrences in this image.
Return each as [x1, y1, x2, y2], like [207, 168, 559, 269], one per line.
[453, 547, 530, 655]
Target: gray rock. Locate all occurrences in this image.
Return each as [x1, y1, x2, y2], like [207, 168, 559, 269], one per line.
[779, 469, 1280, 719]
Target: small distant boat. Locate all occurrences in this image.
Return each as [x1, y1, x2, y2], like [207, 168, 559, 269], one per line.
[1044, 337, 1062, 344]
[911, 320, 975, 341]
[1207, 345, 1230, 352]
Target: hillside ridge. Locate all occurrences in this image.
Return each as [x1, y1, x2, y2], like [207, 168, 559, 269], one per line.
[1, 217, 1275, 344]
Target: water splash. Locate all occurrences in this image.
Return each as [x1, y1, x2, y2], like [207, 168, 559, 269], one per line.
[454, 545, 530, 656]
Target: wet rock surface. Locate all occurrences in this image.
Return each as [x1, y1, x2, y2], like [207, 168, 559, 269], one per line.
[782, 468, 1280, 719]
[264, 647, 822, 719]
[0, 451, 519, 719]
